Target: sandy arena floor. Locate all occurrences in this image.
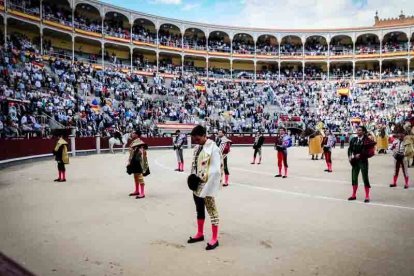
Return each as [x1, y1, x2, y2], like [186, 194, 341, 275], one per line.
[1, 146, 414, 276]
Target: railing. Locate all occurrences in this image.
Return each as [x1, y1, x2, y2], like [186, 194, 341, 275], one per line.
[304, 51, 328, 56]
[43, 14, 73, 27]
[74, 22, 102, 34]
[280, 50, 303, 56]
[355, 47, 381, 55]
[208, 46, 231, 53]
[159, 39, 182, 48]
[381, 72, 408, 79]
[183, 42, 206, 51]
[256, 49, 279, 56]
[132, 35, 157, 44]
[104, 30, 131, 40]
[43, 49, 73, 60]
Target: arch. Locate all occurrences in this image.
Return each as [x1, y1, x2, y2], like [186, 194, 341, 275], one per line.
[233, 59, 254, 79]
[43, 0, 72, 27]
[232, 33, 255, 54]
[132, 48, 157, 72]
[330, 35, 353, 56]
[330, 62, 353, 80]
[280, 35, 303, 56]
[256, 34, 278, 55]
[355, 33, 380, 54]
[257, 61, 279, 80]
[208, 57, 231, 79]
[104, 11, 131, 40]
[159, 52, 182, 74]
[104, 42, 131, 69]
[208, 31, 231, 53]
[74, 3, 102, 34]
[304, 35, 327, 56]
[159, 23, 182, 48]
[382, 31, 409, 52]
[355, 60, 380, 80]
[74, 36, 102, 64]
[382, 59, 408, 79]
[43, 28, 72, 58]
[184, 55, 207, 77]
[280, 61, 303, 80]
[132, 18, 156, 43]
[183, 28, 206, 50]
[304, 62, 328, 80]
[7, 17, 41, 50]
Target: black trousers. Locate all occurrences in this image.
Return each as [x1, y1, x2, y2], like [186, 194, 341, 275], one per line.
[223, 157, 229, 175]
[193, 194, 205, 220]
[57, 162, 66, 172]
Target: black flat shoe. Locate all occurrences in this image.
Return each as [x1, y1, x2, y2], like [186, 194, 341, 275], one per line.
[282, 176, 287, 178]
[59, 179, 66, 182]
[404, 186, 409, 189]
[129, 192, 139, 196]
[389, 184, 397, 188]
[348, 196, 356, 201]
[324, 169, 329, 172]
[54, 179, 61, 182]
[364, 199, 370, 203]
[223, 184, 229, 187]
[136, 195, 145, 199]
[206, 241, 219, 250]
[187, 236, 204, 243]
[274, 174, 282, 177]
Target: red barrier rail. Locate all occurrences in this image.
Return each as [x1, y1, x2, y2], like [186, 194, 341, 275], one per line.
[0, 138, 72, 161]
[0, 134, 321, 162]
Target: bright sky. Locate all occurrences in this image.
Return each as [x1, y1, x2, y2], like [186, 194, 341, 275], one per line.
[100, 0, 414, 29]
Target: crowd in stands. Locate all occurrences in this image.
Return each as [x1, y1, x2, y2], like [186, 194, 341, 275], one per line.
[280, 44, 303, 55]
[355, 45, 380, 54]
[132, 25, 156, 43]
[208, 38, 231, 53]
[74, 15, 102, 34]
[0, 33, 413, 140]
[304, 44, 328, 55]
[104, 21, 130, 40]
[232, 41, 255, 54]
[8, 0, 39, 15]
[382, 41, 408, 53]
[42, 3, 72, 27]
[183, 36, 206, 50]
[159, 31, 181, 48]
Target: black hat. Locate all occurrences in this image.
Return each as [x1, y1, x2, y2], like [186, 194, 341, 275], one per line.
[187, 174, 201, 191]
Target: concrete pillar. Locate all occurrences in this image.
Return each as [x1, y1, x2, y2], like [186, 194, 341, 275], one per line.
[4, 16, 7, 48]
[187, 135, 191, 149]
[379, 59, 382, 80]
[96, 134, 101, 154]
[101, 42, 104, 68]
[181, 54, 184, 75]
[69, 134, 76, 157]
[352, 61, 355, 81]
[72, 36, 75, 62]
[130, 48, 133, 72]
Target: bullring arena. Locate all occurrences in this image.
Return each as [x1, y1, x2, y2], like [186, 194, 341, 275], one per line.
[1, 144, 414, 276]
[1, 0, 414, 275]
